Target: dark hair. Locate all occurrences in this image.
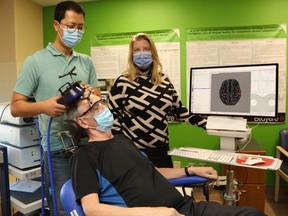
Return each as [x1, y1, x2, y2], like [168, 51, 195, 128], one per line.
[54, 1, 85, 23]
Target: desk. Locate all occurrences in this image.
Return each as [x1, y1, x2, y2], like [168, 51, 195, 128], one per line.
[9, 165, 47, 214]
[169, 142, 278, 210]
[222, 139, 266, 211]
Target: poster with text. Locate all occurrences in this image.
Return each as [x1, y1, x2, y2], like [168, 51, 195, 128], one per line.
[91, 29, 181, 123]
[186, 24, 286, 124]
[91, 29, 180, 96]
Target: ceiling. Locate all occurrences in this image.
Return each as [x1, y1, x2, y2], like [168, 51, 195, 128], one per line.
[30, 0, 96, 7]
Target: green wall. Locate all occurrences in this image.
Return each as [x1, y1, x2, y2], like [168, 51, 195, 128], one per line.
[43, 0, 288, 185]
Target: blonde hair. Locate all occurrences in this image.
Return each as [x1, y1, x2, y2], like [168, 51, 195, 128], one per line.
[124, 33, 163, 85]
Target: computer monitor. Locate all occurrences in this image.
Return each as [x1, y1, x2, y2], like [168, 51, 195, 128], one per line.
[189, 63, 279, 151]
[189, 63, 279, 119]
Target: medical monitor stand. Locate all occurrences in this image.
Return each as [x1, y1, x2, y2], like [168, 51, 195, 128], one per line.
[224, 166, 235, 205]
[206, 129, 251, 152]
[206, 129, 251, 205]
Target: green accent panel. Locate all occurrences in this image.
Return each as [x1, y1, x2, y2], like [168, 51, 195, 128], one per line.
[42, 6, 55, 47]
[43, 0, 288, 185]
[91, 29, 179, 46]
[187, 24, 286, 41]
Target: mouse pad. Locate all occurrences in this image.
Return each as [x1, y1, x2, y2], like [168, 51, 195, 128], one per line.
[236, 155, 274, 167]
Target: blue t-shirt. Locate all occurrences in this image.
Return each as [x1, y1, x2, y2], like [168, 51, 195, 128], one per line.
[14, 43, 98, 151]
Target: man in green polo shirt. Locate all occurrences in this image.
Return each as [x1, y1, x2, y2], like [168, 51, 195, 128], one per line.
[10, 1, 100, 215]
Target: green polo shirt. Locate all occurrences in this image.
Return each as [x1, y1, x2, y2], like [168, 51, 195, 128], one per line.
[14, 43, 98, 151]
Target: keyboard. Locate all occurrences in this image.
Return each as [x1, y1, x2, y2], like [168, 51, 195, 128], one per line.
[168, 147, 282, 170]
[168, 147, 235, 165]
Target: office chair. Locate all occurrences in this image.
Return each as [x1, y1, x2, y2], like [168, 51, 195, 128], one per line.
[60, 176, 211, 215]
[60, 121, 212, 214]
[274, 128, 288, 202]
[60, 179, 84, 216]
[170, 175, 211, 202]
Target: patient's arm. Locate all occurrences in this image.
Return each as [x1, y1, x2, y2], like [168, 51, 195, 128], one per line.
[81, 193, 184, 216]
[156, 166, 218, 180]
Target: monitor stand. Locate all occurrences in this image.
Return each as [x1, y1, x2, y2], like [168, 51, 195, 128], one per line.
[206, 128, 252, 205]
[206, 129, 251, 152]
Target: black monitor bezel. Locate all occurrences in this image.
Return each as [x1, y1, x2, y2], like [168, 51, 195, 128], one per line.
[189, 63, 279, 118]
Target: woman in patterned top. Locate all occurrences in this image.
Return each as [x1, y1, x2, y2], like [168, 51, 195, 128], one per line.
[108, 33, 206, 167]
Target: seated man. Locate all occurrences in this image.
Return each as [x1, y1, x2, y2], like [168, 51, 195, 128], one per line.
[66, 94, 266, 216]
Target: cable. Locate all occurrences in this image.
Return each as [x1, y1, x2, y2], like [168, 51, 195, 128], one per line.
[33, 117, 45, 216]
[0, 103, 10, 122]
[236, 133, 252, 152]
[249, 122, 260, 130]
[47, 117, 58, 216]
[236, 125, 253, 152]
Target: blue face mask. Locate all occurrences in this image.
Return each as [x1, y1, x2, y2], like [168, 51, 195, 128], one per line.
[133, 51, 153, 70]
[61, 29, 83, 48]
[94, 107, 114, 132]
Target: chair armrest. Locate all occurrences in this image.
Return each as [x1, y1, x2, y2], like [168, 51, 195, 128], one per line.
[169, 176, 211, 186]
[276, 146, 288, 158]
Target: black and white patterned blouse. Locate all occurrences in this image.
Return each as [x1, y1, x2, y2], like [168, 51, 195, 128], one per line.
[108, 72, 206, 150]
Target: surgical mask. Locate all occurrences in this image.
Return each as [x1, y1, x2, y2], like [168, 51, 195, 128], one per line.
[133, 51, 153, 70]
[60, 29, 83, 48]
[93, 107, 114, 132]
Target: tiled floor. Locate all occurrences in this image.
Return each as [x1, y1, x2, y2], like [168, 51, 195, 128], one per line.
[176, 185, 288, 216]
[264, 186, 288, 216]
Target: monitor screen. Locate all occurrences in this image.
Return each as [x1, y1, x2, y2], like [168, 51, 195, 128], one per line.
[189, 63, 278, 118]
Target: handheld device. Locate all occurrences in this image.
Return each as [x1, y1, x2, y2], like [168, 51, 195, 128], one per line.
[57, 81, 85, 106]
[56, 66, 85, 106]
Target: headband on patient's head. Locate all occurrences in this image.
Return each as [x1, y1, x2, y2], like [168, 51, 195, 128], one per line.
[80, 89, 93, 106]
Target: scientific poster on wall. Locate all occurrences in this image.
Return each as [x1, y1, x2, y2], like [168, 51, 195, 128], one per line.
[186, 24, 286, 123]
[90, 29, 180, 99]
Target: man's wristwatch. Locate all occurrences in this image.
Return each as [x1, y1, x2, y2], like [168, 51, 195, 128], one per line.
[184, 165, 192, 176]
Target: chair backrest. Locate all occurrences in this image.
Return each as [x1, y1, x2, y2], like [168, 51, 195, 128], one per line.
[279, 129, 288, 173]
[280, 128, 288, 150]
[60, 179, 84, 216]
[61, 175, 210, 214]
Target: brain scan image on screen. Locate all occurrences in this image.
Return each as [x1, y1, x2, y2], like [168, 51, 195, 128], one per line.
[211, 72, 251, 113]
[219, 79, 241, 106]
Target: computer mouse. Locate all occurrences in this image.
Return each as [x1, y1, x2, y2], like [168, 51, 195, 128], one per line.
[238, 155, 265, 165]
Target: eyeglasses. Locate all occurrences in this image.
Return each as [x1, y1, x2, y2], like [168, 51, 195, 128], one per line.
[79, 99, 108, 118]
[59, 22, 87, 34]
